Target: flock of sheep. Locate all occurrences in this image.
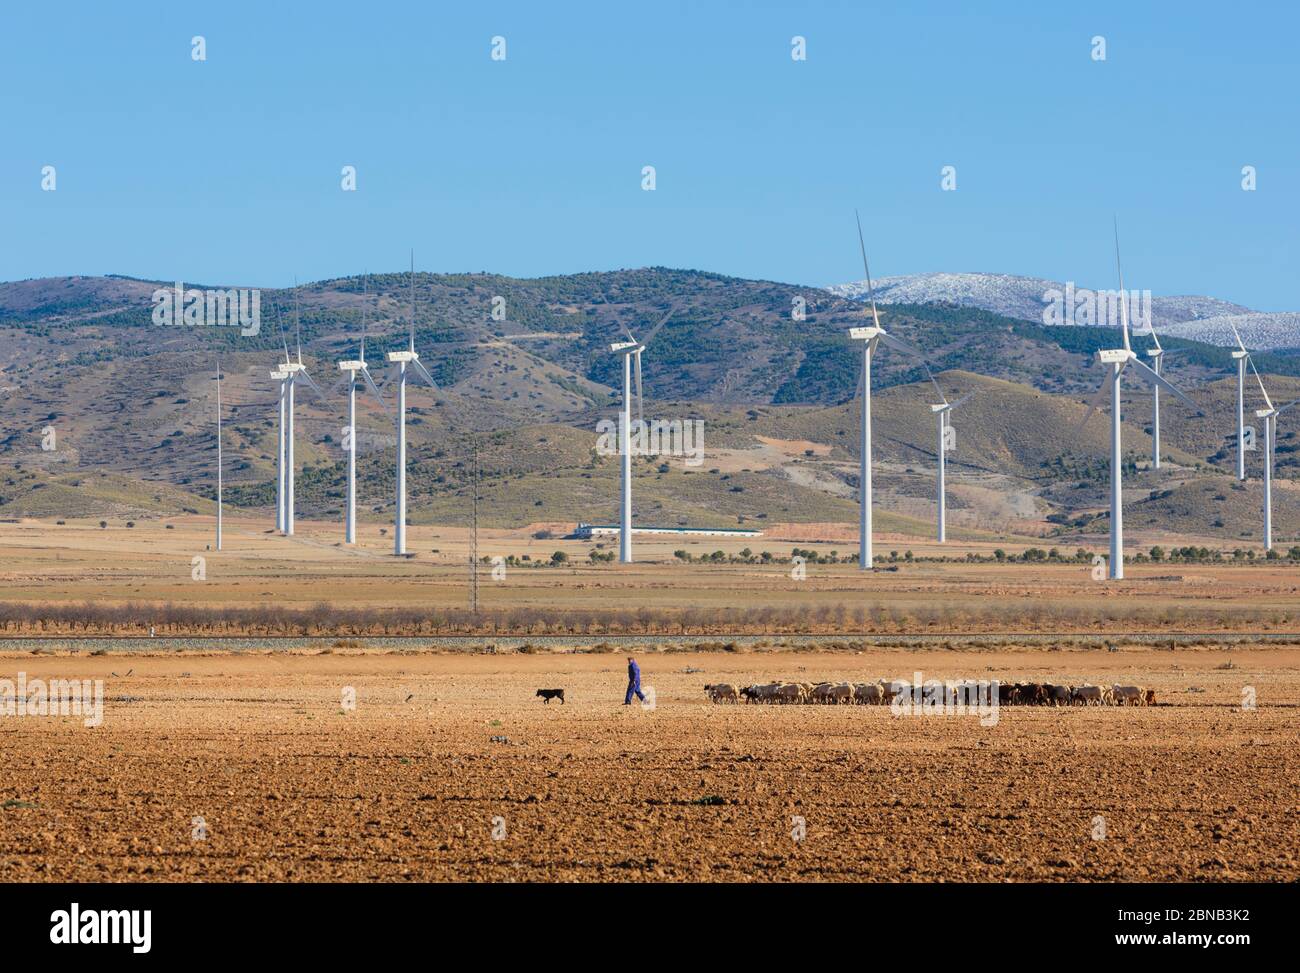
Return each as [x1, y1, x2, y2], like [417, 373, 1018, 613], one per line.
[703, 680, 1157, 706]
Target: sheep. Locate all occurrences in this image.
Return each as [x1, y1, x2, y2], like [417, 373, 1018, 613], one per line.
[1072, 684, 1104, 706]
[1047, 684, 1072, 707]
[1111, 685, 1143, 706]
[774, 683, 806, 704]
[853, 682, 884, 705]
[704, 683, 740, 704]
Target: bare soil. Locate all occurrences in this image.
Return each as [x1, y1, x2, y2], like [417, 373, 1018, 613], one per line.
[2, 647, 1296, 882]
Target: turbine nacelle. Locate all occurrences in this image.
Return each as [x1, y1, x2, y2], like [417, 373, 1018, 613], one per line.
[848, 326, 885, 342]
[1097, 349, 1132, 364]
[609, 339, 641, 354]
[270, 368, 289, 380]
[338, 360, 365, 372]
[1231, 350, 1249, 360]
[387, 350, 419, 363]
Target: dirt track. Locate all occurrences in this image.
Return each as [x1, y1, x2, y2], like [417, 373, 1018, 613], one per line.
[2, 648, 1297, 882]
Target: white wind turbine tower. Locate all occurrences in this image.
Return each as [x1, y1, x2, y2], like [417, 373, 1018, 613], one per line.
[847, 210, 932, 570]
[337, 275, 389, 544]
[387, 253, 440, 556]
[607, 304, 674, 564]
[1076, 222, 1198, 580]
[929, 382, 974, 543]
[215, 356, 223, 552]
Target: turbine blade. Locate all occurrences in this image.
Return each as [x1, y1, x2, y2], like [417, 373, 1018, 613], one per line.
[410, 356, 439, 389]
[1113, 216, 1130, 353]
[1247, 355, 1273, 412]
[642, 304, 677, 347]
[1128, 357, 1198, 412]
[361, 273, 369, 360]
[275, 297, 291, 365]
[296, 367, 325, 399]
[1147, 315, 1163, 353]
[853, 361, 863, 402]
[921, 361, 947, 404]
[409, 250, 416, 352]
[949, 390, 977, 410]
[1275, 399, 1300, 415]
[1227, 317, 1249, 354]
[360, 366, 391, 415]
[294, 278, 303, 364]
[877, 331, 926, 359]
[1073, 373, 1112, 435]
[854, 209, 882, 329]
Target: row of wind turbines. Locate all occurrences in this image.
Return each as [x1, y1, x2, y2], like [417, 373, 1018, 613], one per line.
[211, 229, 1295, 576]
[217, 258, 433, 555]
[843, 215, 1296, 578]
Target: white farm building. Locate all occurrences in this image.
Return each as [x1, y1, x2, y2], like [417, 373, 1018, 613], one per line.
[574, 523, 762, 539]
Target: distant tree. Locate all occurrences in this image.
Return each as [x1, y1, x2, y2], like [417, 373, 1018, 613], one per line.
[550, 551, 568, 564]
[1149, 546, 1164, 562]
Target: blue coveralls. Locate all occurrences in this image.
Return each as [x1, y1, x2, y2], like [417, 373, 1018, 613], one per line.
[624, 659, 646, 704]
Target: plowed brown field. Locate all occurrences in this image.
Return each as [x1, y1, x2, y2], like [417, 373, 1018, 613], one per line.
[2, 647, 1297, 882]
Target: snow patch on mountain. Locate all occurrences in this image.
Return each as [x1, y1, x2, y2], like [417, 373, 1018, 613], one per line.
[827, 272, 1255, 333]
[1162, 313, 1300, 351]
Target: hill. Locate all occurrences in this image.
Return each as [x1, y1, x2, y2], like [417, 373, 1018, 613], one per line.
[2, 268, 1299, 542]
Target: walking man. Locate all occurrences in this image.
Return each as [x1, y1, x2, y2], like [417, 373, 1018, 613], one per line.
[624, 656, 646, 705]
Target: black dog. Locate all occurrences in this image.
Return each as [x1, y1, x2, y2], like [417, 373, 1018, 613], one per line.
[535, 688, 565, 705]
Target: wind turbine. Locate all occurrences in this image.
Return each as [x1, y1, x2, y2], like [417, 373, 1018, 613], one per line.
[279, 286, 325, 537]
[606, 304, 674, 563]
[215, 356, 223, 552]
[270, 302, 291, 534]
[1076, 222, 1199, 580]
[337, 275, 389, 544]
[386, 253, 440, 556]
[1243, 361, 1299, 551]
[847, 210, 932, 570]
[1137, 309, 1168, 470]
[929, 383, 974, 543]
[1224, 319, 1258, 481]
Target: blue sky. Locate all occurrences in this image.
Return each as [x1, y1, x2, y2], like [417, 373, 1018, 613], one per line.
[2, 0, 1296, 308]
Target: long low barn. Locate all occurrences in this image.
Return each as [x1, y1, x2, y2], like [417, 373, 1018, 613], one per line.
[574, 523, 762, 539]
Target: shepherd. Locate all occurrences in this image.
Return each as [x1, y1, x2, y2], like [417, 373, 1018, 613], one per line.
[624, 656, 646, 705]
